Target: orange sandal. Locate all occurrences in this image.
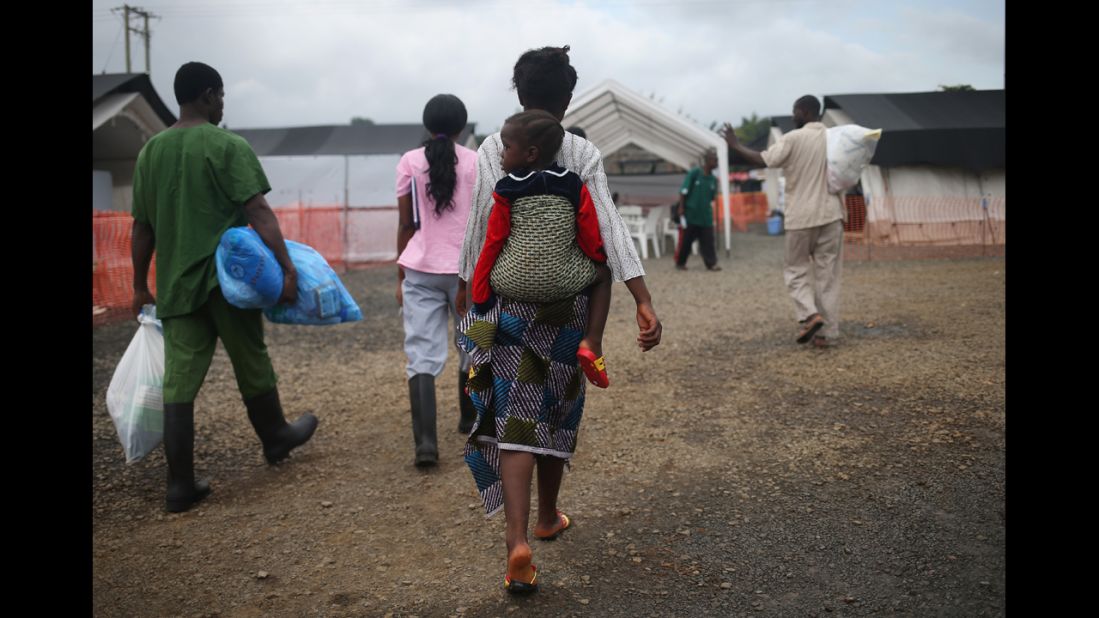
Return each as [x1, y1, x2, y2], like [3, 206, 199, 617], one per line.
[504, 546, 539, 594]
[576, 348, 609, 388]
[534, 510, 571, 541]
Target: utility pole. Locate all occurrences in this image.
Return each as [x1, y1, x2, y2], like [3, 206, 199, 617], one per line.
[112, 5, 159, 74]
[144, 10, 151, 75]
[121, 5, 130, 72]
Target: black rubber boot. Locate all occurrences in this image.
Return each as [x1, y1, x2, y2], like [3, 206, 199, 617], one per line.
[163, 402, 211, 513]
[409, 374, 439, 467]
[244, 388, 319, 465]
[458, 369, 476, 434]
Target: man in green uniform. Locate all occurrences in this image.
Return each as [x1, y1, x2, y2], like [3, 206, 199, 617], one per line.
[675, 149, 722, 271]
[131, 62, 318, 513]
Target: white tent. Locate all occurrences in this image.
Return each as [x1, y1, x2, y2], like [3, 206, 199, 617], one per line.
[562, 79, 733, 254]
[230, 124, 479, 262]
[763, 91, 1005, 247]
[257, 154, 404, 263]
[822, 92, 1005, 246]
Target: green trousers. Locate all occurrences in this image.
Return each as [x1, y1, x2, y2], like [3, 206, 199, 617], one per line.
[162, 287, 278, 404]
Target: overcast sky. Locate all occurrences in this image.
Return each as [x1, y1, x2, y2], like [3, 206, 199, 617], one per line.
[92, 0, 1004, 134]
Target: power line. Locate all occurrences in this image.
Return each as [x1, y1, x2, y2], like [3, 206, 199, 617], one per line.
[101, 18, 124, 74]
[114, 0, 830, 20]
[110, 5, 160, 74]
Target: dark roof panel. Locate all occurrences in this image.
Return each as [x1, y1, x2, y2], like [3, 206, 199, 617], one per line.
[824, 90, 1004, 170]
[770, 116, 797, 134]
[729, 129, 769, 168]
[92, 73, 177, 126]
[825, 91, 1004, 131]
[231, 123, 476, 157]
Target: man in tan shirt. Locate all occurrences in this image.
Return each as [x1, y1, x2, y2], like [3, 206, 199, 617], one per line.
[723, 95, 844, 346]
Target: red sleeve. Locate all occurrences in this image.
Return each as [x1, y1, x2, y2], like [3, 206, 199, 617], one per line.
[471, 191, 513, 304]
[575, 184, 606, 263]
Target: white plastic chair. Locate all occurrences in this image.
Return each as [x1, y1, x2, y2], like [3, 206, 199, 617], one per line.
[662, 216, 679, 256]
[618, 205, 652, 259]
[643, 208, 664, 259]
[663, 215, 699, 257]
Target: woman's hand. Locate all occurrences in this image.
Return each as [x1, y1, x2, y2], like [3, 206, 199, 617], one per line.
[455, 278, 469, 317]
[624, 277, 661, 351]
[635, 301, 662, 351]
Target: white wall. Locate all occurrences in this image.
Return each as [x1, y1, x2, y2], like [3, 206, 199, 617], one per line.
[93, 171, 114, 211]
[260, 154, 404, 208]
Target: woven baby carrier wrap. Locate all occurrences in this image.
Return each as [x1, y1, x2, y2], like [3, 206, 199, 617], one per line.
[489, 193, 597, 303]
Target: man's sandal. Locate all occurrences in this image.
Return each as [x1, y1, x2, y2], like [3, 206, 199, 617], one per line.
[796, 314, 825, 344]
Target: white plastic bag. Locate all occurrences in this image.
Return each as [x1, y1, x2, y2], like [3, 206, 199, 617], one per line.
[826, 125, 883, 194]
[105, 305, 165, 463]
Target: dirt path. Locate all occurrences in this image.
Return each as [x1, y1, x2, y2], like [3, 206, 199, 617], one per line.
[92, 233, 1005, 617]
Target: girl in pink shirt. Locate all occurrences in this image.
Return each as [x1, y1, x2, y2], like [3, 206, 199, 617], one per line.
[395, 94, 478, 466]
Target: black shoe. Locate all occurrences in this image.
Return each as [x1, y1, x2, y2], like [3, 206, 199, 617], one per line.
[796, 314, 825, 344]
[244, 389, 319, 465]
[458, 369, 476, 434]
[409, 374, 439, 466]
[163, 402, 212, 513]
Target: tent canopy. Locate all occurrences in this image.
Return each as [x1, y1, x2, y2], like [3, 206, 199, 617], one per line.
[562, 79, 732, 251]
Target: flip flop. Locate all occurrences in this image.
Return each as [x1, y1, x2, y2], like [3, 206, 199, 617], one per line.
[534, 510, 571, 541]
[503, 563, 538, 593]
[576, 347, 610, 388]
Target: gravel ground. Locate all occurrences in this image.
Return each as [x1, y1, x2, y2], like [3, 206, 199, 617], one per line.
[92, 232, 1005, 617]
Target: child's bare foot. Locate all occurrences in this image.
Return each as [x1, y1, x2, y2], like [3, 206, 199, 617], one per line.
[576, 340, 609, 388]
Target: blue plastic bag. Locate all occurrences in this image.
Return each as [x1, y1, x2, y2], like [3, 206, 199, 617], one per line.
[264, 241, 363, 325]
[216, 227, 285, 308]
[215, 226, 362, 325]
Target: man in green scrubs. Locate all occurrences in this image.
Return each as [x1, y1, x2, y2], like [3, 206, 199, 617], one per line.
[675, 149, 722, 271]
[131, 62, 318, 513]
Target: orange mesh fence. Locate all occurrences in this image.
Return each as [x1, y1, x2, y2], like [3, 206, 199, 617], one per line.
[93, 211, 156, 324]
[93, 195, 1005, 324]
[842, 194, 1005, 260]
[715, 192, 769, 231]
[860, 195, 1005, 247]
[92, 206, 396, 325]
[844, 195, 867, 235]
[272, 203, 347, 270]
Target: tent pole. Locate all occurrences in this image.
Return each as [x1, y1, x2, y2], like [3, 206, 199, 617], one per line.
[343, 155, 350, 272]
[719, 146, 732, 258]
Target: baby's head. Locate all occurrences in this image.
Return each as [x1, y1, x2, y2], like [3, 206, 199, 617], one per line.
[500, 109, 564, 173]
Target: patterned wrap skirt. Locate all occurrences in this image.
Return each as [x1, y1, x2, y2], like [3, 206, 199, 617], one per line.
[457, 291, 589, 517]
